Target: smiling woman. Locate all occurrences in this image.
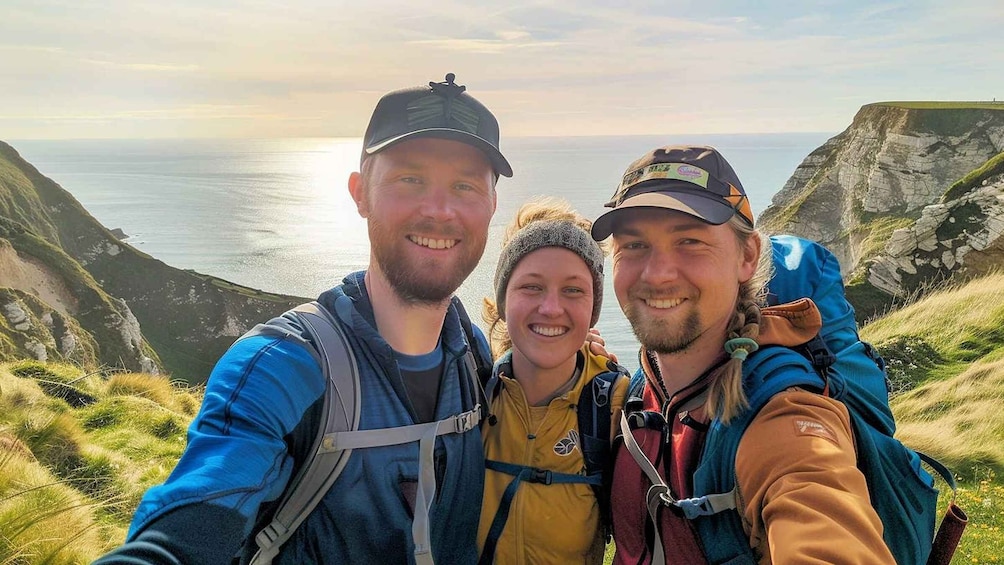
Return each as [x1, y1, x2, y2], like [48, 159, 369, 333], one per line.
[478, 197, 629, 565]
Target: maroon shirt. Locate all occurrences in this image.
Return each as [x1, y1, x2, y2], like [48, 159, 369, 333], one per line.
[610, 356, 714, 565]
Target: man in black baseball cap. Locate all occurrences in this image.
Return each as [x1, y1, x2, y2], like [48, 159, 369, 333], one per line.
[96, 74, 507, 565]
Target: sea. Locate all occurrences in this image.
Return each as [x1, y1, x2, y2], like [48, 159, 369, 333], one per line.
[10, 133, 833, 363]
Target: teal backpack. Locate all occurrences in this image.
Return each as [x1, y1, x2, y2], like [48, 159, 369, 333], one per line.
[622, 235, 963, 564]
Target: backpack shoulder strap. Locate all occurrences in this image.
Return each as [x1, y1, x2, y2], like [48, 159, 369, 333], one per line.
[250, 301, 360, 565]
[577, 365, 628, 542]
[253, 300, 484, 565]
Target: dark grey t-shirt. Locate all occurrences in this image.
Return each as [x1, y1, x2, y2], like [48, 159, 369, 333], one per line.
[396, 344, 445, 424]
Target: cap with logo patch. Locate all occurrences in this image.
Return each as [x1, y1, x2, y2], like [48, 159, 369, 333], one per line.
[591, 145, 753, 240]
[362, 73, 513, 177]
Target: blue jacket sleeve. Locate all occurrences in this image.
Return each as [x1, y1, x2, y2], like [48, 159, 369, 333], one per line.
[94, 334, 325, 564]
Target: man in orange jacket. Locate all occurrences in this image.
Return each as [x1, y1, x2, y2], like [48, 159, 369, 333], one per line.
[591, 145, 894, 564]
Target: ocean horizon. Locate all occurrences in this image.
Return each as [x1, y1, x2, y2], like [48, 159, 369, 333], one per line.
[10, 133, 835, 362]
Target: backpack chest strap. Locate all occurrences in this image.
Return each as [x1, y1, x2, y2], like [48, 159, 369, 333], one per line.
[318, 407, 481, 452]
[479, 459, 600, 565]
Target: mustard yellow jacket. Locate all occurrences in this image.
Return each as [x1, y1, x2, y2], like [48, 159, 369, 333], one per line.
[480, 346, 629, 565]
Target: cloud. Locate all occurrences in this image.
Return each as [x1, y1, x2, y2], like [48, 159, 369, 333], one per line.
[81, 59, 201, 72]
[409, 37, 564, 54]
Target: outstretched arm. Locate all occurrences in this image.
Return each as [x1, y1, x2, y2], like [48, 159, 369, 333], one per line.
[95, 335, 324, 564]
[737, 389, 894, 565]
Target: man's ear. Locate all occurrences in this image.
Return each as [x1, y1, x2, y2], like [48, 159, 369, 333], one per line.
[348, 171, 368, 218]
[738, 232, 762, 283]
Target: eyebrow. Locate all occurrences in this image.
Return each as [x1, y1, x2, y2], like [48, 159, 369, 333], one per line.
[513, 270, 591, 282]
[614, 220, 709, 237]
[392, 160, 488, 180]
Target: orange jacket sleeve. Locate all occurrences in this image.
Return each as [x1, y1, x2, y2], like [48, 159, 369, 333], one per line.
[735, 389, 895, 564]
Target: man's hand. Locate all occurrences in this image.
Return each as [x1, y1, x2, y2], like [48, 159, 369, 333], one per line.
[586, 328, 618, 363]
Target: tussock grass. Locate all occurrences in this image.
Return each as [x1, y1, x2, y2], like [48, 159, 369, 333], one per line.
[864, 272, 1004, 370]
[0, 361, 195, 561]
[0, 452, 113, 563]
[106, 371, 194, 413]
[893, 357, 1004, 472]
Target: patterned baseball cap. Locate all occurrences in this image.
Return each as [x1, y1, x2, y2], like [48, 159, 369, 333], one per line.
[591, 145, 753, 240]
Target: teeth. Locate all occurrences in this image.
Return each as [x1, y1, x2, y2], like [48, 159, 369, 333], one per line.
[530, 325, 567, 337]
[409, 236, 457, 249]
[645, 298, 684, 309]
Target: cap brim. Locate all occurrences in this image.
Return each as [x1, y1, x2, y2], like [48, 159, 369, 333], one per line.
[365, 128, 513, 178]
[591, 190, 737, 240]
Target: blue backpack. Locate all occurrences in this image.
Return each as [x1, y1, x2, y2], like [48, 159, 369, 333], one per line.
[624, 235, 960, 564]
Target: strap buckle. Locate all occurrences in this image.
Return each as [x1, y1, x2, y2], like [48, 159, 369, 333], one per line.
[529, 468, 553, 485]
[676, 496, 716, 519]
[452, 408, 480, 433]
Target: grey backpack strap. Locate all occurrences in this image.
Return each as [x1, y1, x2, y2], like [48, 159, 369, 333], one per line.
[250, 302, 361, 565]
[251, 301, 482, 565]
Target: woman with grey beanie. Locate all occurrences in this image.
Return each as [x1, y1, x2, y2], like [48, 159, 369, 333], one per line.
[477, 197, 629, 565]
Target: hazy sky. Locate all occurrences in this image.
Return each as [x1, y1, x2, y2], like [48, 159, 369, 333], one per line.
[3, 0, 1003, 139]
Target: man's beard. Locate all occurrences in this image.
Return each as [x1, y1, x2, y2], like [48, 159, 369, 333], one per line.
[369, 218, 484, 305]
[623, 301, 703, 355]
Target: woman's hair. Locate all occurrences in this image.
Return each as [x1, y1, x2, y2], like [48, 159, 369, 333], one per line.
[704, 215, 774, 424]
[482, 197, 604, 359]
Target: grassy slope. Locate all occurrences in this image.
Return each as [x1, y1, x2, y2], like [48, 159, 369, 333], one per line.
[864, 273, 1004, 471]
[862, 273, 1004, 563]
[941, 151, 1004, 202]
[0, 360, 199, 563]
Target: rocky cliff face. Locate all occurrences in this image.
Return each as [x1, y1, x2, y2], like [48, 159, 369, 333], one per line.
[760, 104, 1004, 277]
[0, 141, 303, 381]
[868, 171, 1004, 297]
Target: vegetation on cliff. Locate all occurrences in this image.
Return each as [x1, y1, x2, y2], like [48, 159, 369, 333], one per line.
[941, 150, 1004, 202]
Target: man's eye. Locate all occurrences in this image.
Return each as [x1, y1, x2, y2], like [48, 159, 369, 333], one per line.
[401, 176, 422, 184]
[455, 182, 475, 191]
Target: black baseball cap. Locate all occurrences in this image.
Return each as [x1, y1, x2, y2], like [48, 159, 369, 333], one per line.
[591, 145, 753, 240]
[362, 73, 513, 177]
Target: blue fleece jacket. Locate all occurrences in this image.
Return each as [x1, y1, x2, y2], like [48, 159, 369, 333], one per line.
[94, 271, 488, 564]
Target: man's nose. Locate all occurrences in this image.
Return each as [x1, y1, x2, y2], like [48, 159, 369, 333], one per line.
[641, 248, 679, 285]
[419, 185, 458, 221]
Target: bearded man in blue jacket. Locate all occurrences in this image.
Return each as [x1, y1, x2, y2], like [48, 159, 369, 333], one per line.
[95, 73, 512, 564]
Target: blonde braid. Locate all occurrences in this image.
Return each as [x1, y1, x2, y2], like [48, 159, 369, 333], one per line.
[705, 216, 773, 424]
[706, 297, 762, 423]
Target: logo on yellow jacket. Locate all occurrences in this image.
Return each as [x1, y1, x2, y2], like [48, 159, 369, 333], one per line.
[553, 429, 579, 456]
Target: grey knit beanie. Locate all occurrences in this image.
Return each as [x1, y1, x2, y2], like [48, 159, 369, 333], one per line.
[494, 220, 604, 327]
